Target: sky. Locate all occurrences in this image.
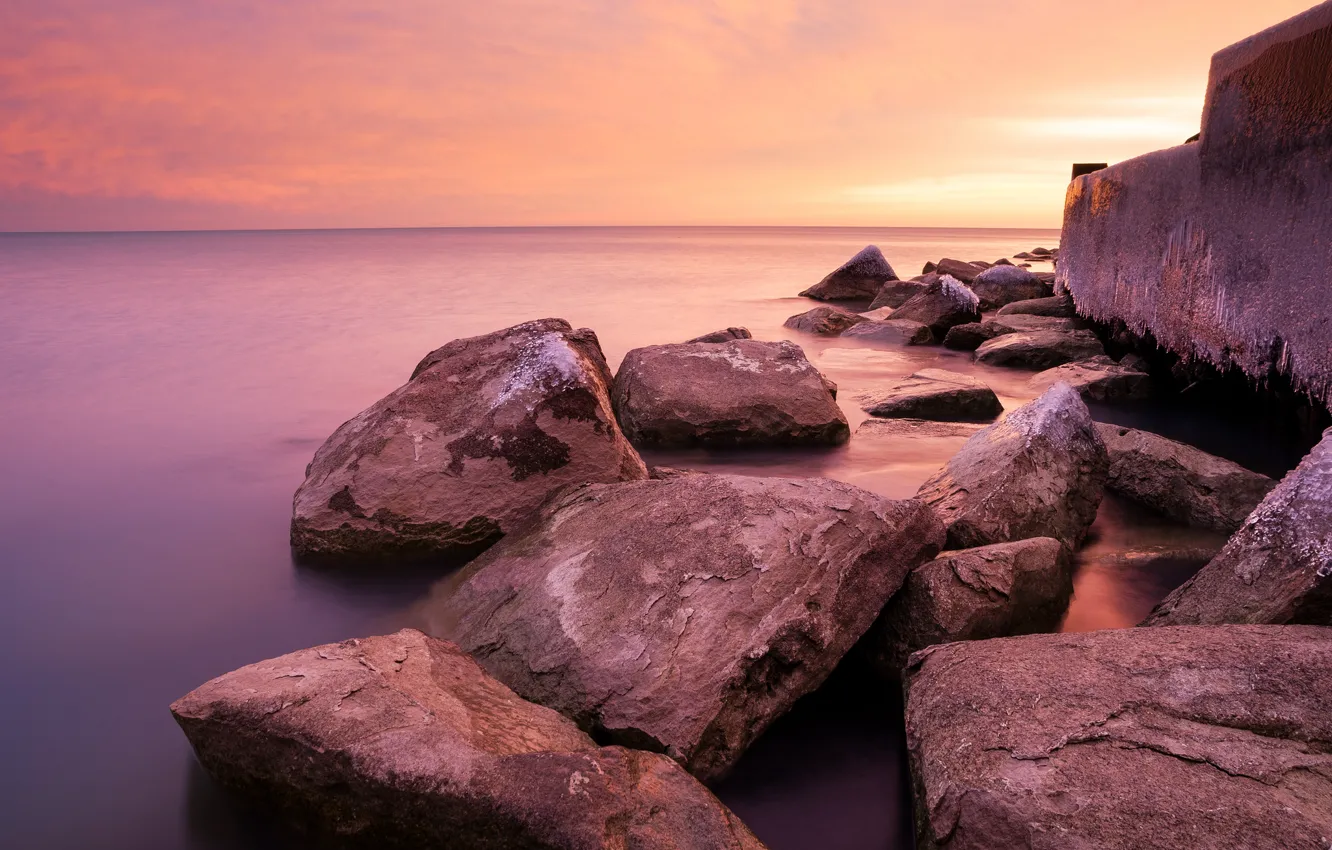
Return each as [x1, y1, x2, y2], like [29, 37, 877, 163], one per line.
[0, 0, 1316, 231]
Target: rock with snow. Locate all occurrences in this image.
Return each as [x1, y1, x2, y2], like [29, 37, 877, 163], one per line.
[970, 265, 1051, 310]
[290, 319, 648, 566]
[171, 629, 766, 850]
[869, 278, 931, 310]
[686, 327, 752, 343]
[996, 293, 1077, 317]
[612, 339, 848, 447]
[422, 474, 946, 781]
[783, 305, 867, 335]
[1029, 356, 1153, 402]
[840, 318, 935, 345]
[918, 383, 1108, 549]
[932, 258, 985, 284]
[800, 245, 898, 301]
[889, 275, 983, 338]
[1145, 429, 1332, 627]
[974, 329, 1105, 370]
[857, 369, 1002, 422]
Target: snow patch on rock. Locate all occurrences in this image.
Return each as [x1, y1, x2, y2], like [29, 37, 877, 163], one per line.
[939, 275, 981, 311]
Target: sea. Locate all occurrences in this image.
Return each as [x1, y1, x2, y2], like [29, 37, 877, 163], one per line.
[0, 226, 1303, 849]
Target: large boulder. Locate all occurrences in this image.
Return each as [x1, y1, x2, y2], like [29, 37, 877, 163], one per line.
[890, 275, 983, 338]
[969, 265, 1050, 310]
[867, 538, 1071, 676]
[974, 329, 1105, 370]
[172, 630, 765, 850]
[290, 319, 648, 565]
[996, 294, 1077, 317]
[686, 327, 752, 343]
[839, 318, 935, 345]
[942, 315, 1078, 351]
[800, 245, 898, 301]
[1145, 430, 1332, 626]
[932, 258, 985, 284]
[857, 369, 1002, 422]
[611, 339, 848, 447]
[905, 626, 1332, 850]
[1030, 356, 1153, 402]
[917, 383, 1108, 549]
[1096, 423, 1276, 532]
[783, 305, 867, 335]
[421, 474, 946, 781]
[869, 278, 931, 310]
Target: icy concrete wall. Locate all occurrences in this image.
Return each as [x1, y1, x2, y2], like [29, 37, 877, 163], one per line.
[1059, 0, 1332, 403]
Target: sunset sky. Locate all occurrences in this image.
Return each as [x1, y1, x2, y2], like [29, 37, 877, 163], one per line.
[1, 0, 1314, 231]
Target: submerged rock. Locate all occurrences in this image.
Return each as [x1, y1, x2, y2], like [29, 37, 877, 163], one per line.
[423, 474, 945, 781]
[800, 245, 898, 301]
[969, 265, 1050, 310]
[869, 279, 931, 310]
[1096, 423, 1275, 532]
[783, 305, 867, 336]
[974, 329, 1105, 370]
[868, 537, 1071, 676]
[932, 258, 984, 284]
[612, 339, 848, 447]
[996, 293, 1077, 317]
[855, 418, 985, 439]
[890, 275, 982, 338]
[917, 383, 1108, 549]
[171, 630, 765, 850]
[686, 327, 752, 343]
[1145, 430, 1332, 626]
[857, 369, 1002, 422]
[840, 318, 934, 345]
[290, 319, 647, 565]
[1030, 356, 1153, 402]
[906, 625, 1332, 850]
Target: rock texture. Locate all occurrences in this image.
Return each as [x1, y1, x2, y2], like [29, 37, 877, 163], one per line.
[918, 383, 1108, 549]
[783, 305, 866, 336]
[1029, 356, 1154, 402]
[686, 327, 752, 344]
[869, 279, 930, 310]
[612, 339, 848, 447]
[943, 315, 1078, 351]
[839, 319, 934, 345]
[969, 265, 1050, 310]
[422, 474, 946, 781]
[932, 259, 984, 284]
[996, 294, 1077, 318]
[1096, 423, 1276, 532]
[974, 329, 1105, 370]
[905, 625, 1332, 850]
[857, 369, 1002, 422]
[890, 276, 983, 338]
[172, 630, 766, 850]
[291, 319, 648, 565]
[1145, 429, 1332, 626]
[868, 538, 1071, 676]
[800, 245, 898, 301]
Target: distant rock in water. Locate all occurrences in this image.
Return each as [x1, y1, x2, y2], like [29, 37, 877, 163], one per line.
[857, 369, 1002, 422]
[970, 265, 1051, 310]
[889, 275, 982, 338]
[997, 293, 1077, 317]
[171, 630, 766, 850]
[686, 327, 752, 343]
[290, 319, 647, 566]
[783, 305, 867, 335]
[612, 339, 848, 447]
[800, 245, 898, 301]
[840, 318, 934, 345]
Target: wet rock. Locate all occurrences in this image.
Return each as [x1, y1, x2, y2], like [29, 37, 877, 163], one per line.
[869, 279, 930, 310]
[783, 305, 867, 336]
[857, 369, 1002, 422]
[425, 474, 946, 781]
[918, 383, 1108, 549]
[1029, 356, 1154, 402]
[994, 258, 1014, 266]
[922, 261, 937, 273]
[800, 245, 898, 301]
[941, 322, 999, 352]
[905, 625, 1332, 850]
[974, 329, 1105, 370]
[889, 275, 982, 338]
[855, 418, 985, 439]
[857, 306, 896, 321]
[612, 339, 848, 447]
[932, 259, 985, 284]
[1030, 246, 1053, 256]
[686, 327, 752, 344]
[942, 315, 1078, 351]
[840, 318, 934, 345]
[290, 319, 648, 566]
[1145, 430, 1332, 626]
[996, 293, 1077, 317]
[969, 265, 1050, 311]
[1096, 423, 1276, 533]
[868, 538, 1072, 676]
[171, 630, 765, 850]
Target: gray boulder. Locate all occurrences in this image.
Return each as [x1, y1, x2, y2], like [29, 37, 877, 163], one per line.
[869, 278, 931, 310]
[1030, 356, 1153, 402]
[840, 318, 934, 345]
[857, 369, 1002, 422]
[783, 305, 866, 335]
[800, 245, 898, 300]
[172, 630, 766, 850]
[421, 474, 946, 781]
[612, 339, 848, 447]
[890, 275, 982, 338]
[996, 294, 1077, 317]
[918, 383, 1108, 549]
[291, 319, 647, 565]
[686, 327, 752, 343]
[1145, 430, 1332, 626]
[906, 626, 1332, 850]
[1096, 423, 1275, 532]
[970, 265, 1050, 310]
[974, 329, 1105, 370]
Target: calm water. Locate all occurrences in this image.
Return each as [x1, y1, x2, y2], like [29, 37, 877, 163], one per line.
[0, 227, 1294, 850]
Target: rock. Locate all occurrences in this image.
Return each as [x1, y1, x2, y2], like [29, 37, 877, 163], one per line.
[867, 538, 1072, 676]
[969, 265, 1050, 310]
[171, 630, 765, 850]
[922, 261, 937, 273]
[855, 418, 985, 439]
[1118, 352, 1152, 373]
[1013, 251, 1033, 259]
[994, 258, 1013, 266]
[1029, 356, 1153, 402]
[996, 293, 1077, 317]
[1030, 246, 1053, 256]
[1145, 430, 1332, 626]
[1096, 423, 1276, 533]
[968, 260, 994, 269]
[611, 339, 848, 447]
[839, 318, 935, 345]
[889, 275, 982, 338]
[942, 315, 1078, 351]
[800, 245, 898, 301]
[783, 305, 866, 335]
[290, 319, 648, 566]
[857, 369, 1002, 422]
[917, 383, 1108, 549]
[905, 625, 1332, 850]
[857, 307, 896, 321]
[974, 329, 1105, 370]
[932, 258, 984, 284]
[869, 279, 930, 310]
[686, 327, 752, 343]
[424, 474, 946, 781]
[941, 322, 998, 351]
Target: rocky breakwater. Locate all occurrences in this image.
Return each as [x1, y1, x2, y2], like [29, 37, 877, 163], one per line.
[290, 319, 647, 565]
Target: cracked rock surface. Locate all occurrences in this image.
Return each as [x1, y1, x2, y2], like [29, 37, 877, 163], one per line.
[419, 474, 945, 781]
[171, 629, 766, 850]
[905, 625, 1332, 850]
[291, 319, 647, 565]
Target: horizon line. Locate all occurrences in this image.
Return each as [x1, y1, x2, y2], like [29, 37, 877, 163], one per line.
[0, 223, 1064, 237]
